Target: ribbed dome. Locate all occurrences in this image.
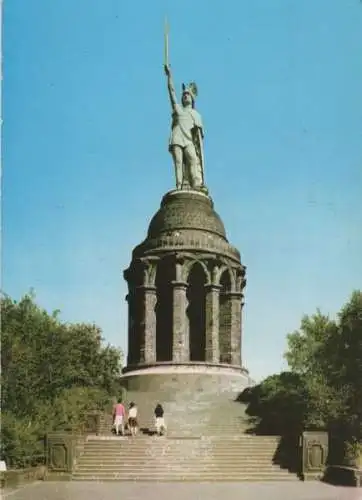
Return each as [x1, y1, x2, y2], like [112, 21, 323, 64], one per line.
[147, 190, 227, 239]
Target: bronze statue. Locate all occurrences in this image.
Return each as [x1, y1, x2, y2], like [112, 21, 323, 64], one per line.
[164, 21, 205, 191]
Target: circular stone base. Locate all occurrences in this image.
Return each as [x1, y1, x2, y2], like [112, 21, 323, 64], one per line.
[120, 363, 252, 397]
[166, 188, 210, 200]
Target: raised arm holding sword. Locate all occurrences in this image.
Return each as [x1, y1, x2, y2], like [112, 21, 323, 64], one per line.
[164, 19, 206, 192]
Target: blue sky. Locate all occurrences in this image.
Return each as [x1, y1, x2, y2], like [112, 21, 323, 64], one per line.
[3, 1, 362, 382]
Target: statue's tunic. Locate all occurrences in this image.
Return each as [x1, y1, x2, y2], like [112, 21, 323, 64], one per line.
[169, 104, 203, 150]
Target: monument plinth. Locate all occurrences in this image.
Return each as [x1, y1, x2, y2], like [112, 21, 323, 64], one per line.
[121, 190, 250, 394]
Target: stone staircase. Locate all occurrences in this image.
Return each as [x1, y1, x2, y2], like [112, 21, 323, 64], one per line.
[72, 390, 299, 482]
[72, 435, 298, 482]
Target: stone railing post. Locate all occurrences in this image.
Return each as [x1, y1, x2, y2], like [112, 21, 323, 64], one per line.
[301, 431, 329, 481]
[205, 284, 221, 363]
[47, 432, 80, 477]
[172, 281, 189, 362]
[229, 291, 243, 366]
[137, 285, 157, 364]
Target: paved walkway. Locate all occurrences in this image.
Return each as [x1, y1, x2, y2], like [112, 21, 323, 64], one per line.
[2, 481, 361, 500]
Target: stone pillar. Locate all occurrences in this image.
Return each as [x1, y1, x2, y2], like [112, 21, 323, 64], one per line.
[229, 292, 243, 366]
[172, 281, 189, 362]
[205, 284, 221, 363]
[126, 293, 134, 365]
[137, 285, 157, 364]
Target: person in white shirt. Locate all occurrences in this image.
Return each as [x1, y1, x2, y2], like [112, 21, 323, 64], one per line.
[128, 402, 138, 437]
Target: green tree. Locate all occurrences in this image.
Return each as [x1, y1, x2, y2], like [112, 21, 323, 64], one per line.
[241, 291, 362, 464]
[285, 310, 336, 374]
[332, 291, 362, 440]
[1, 292, 124, 466]
[239, 372, 309, 435]
[284, 291, 362, 461]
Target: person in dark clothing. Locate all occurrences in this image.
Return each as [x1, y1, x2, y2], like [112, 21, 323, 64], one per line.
[154, 403, 166, 436]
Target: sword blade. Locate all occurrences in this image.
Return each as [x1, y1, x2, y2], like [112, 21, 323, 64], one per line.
[164, 17, 169, 66]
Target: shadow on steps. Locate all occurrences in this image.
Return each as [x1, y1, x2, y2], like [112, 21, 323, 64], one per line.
[235, 381, 302, 475]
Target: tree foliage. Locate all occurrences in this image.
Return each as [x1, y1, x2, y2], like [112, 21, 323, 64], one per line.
[239, 371, 309, 435]
[284, 290, 362, 439]
[241, 290, 362, 463]
[1, 292, 123, 467]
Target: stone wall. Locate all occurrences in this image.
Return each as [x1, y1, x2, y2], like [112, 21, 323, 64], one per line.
[120, 364, 251, 395]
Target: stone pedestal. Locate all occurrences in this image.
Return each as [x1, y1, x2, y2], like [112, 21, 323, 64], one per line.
[121, 363, 251, 395]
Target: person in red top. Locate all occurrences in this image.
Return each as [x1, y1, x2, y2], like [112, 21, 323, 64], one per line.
[113, 398, 126, 436]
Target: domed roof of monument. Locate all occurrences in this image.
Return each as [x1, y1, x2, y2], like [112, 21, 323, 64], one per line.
[147, 190, 227, 239]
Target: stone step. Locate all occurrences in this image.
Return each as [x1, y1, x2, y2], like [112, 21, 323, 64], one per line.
[98, 429, 252, 436]
[101, 422, 250, 427]
[101, 421, 251, 425]
[82, 450, 281, 454]
[72, 472, 298, 481]
[81, 458, 281, 463]
[77, 458, 280, 471]
[72, 478, 298, 483]
[81, 453, 280, 459]
[85, 438, 280, 444]
[82, 443, 280, 449]
[86, 435, 280, 441]
[79, 449, 279, 456]
[75, 469, 290, 477]
[75, 462, 286, 470]
[82, 446, 280, 453]
[100, 422, 251, 427]
[87, 437, 274, 442]
[78, 448, 286, 458]
[99, 428, 253, 434]
[82, 447, 280, 454]
[105, 415, 248, 421]
[79, 449, 281, 456]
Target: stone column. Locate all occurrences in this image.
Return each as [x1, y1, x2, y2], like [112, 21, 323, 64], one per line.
[137, 285, 157, 364]
[229, 292, 243, 366]
[172, 281, 189, 363]
[126, 293, 134, 365]
[205, 284, 221, 363]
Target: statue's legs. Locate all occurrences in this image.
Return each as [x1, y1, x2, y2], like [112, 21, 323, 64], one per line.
[181, 166, 191, 189]
[171, 145, 183, 189]
[184, 145, 203, 189]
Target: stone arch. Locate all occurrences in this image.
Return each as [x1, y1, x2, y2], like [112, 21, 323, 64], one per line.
[219, 268, 232, 364]
[184, 258, 211, 285]
[155, 257, 175, 361]
[215, 265, 235, 289]
[187, 262, 207, 361]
